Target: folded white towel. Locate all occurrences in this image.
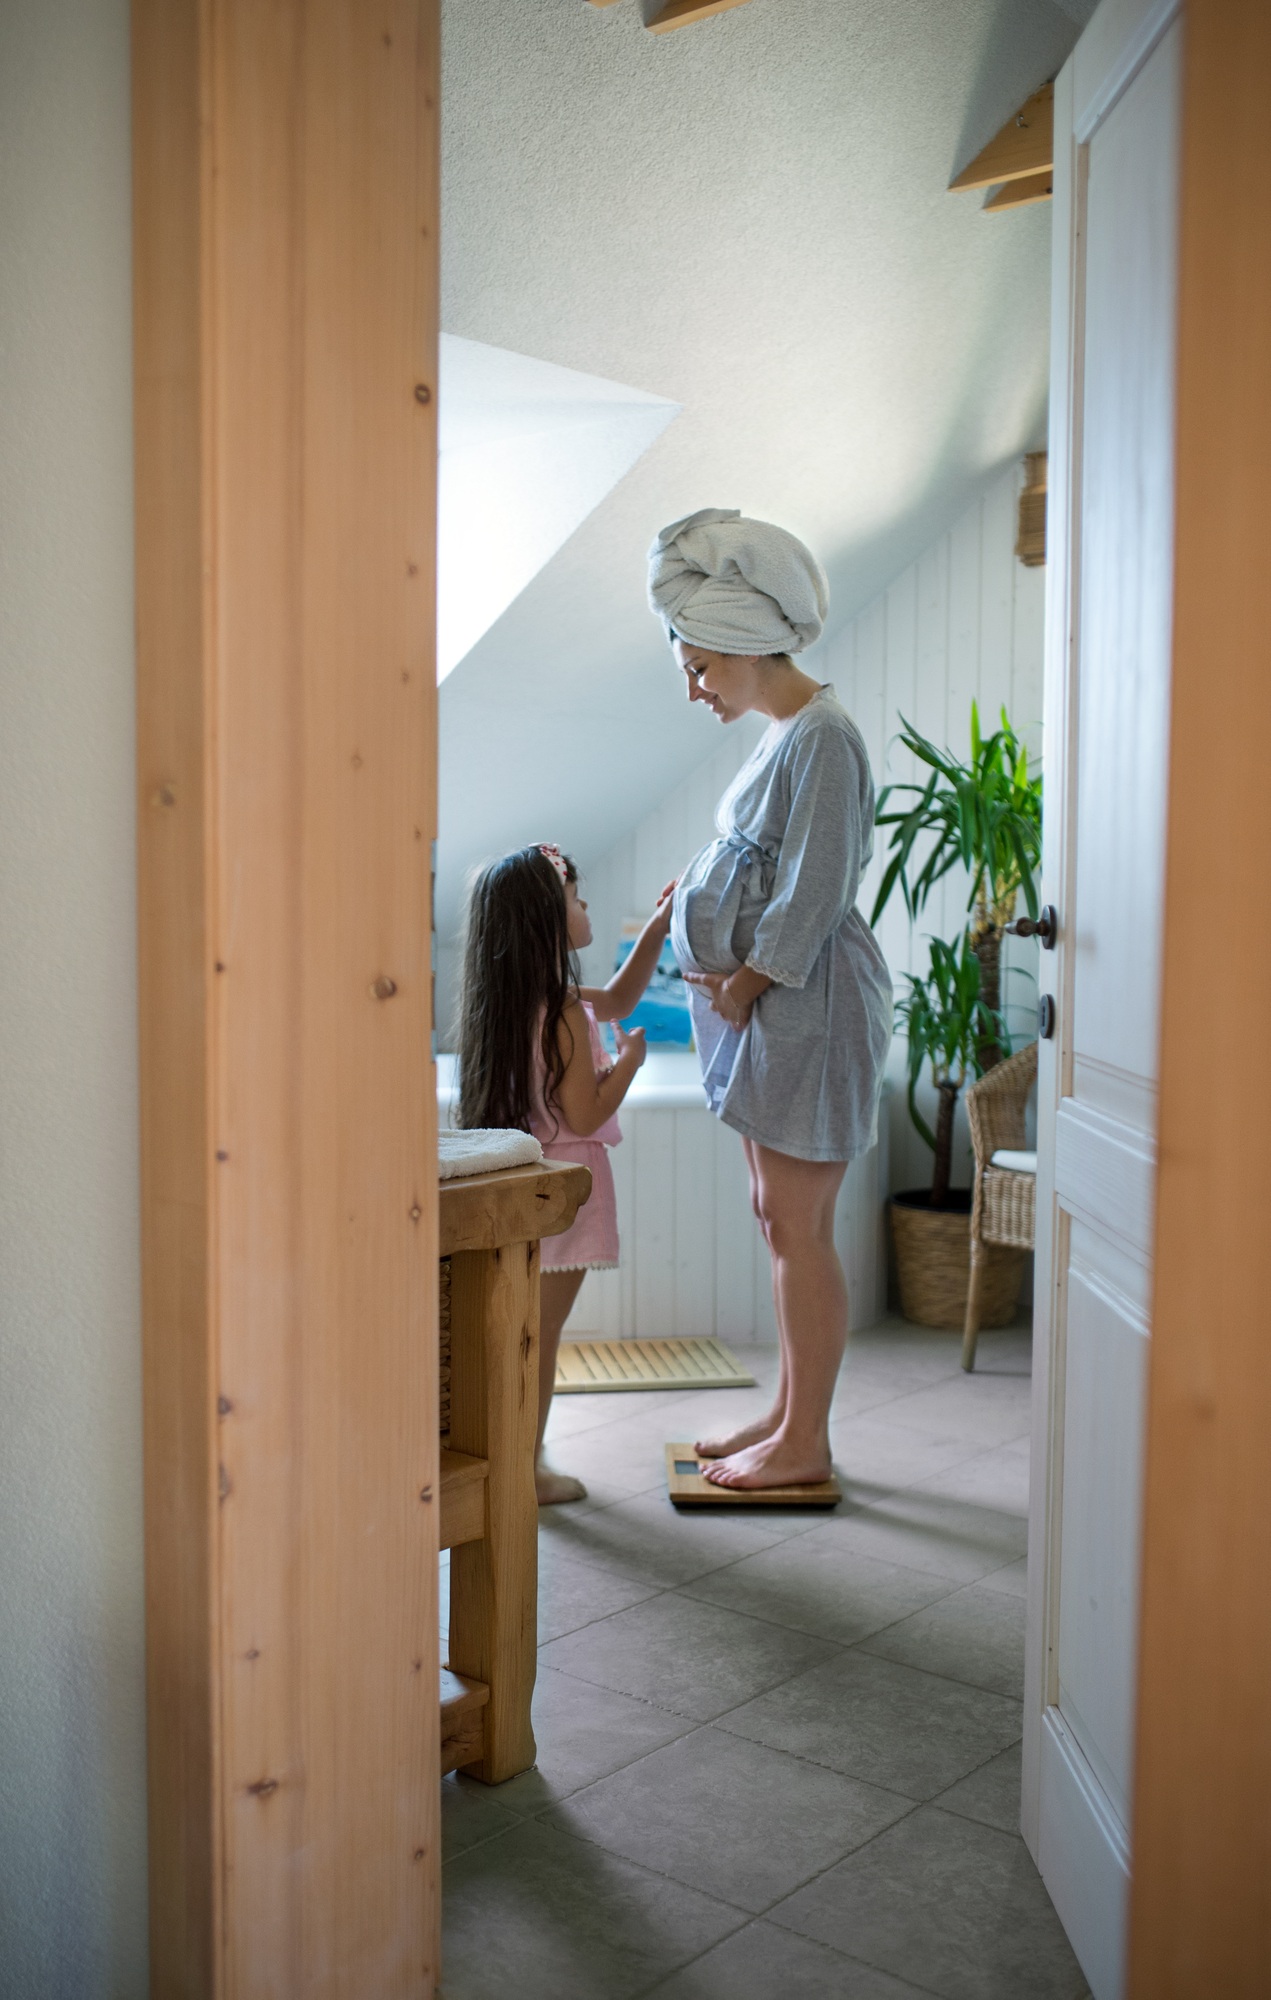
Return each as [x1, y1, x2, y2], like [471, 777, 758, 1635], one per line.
[990, 1149, 1037, 1175]
[438, 1128, 544, 1181]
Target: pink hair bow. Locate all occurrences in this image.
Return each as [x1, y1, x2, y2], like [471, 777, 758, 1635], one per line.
[537, 843, 568, 886]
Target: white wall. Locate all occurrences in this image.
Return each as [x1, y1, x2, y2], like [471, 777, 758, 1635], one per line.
[0, 4, 148, 1994]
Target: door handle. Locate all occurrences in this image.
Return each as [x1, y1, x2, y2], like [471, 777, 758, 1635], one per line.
[1007, 904, 1058, 950]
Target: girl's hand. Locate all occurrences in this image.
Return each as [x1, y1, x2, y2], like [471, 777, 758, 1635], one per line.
[651, 879, 678, 935]
[683, 971, 753, 1031]
[615, 1023, 648, 1067]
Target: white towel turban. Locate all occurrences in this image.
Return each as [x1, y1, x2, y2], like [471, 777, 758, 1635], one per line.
[647, 508, 829, 656]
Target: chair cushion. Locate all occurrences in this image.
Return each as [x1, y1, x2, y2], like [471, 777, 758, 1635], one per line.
[990, 1148, 1037, 1174]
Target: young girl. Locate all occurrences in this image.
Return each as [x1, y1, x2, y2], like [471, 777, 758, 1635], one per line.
[456, 844, 675, 1504]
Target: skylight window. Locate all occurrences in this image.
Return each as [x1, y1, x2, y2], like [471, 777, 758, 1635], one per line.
[437, 335, 679, 681]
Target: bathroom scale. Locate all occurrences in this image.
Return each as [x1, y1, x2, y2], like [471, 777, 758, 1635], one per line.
[664, 1444, 841, 1509]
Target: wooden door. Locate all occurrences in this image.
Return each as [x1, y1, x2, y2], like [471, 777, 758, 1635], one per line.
[1023, 3, 1181, 1995]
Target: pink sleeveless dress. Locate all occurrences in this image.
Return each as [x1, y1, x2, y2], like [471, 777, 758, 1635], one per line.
[529, 999, 621, 1272]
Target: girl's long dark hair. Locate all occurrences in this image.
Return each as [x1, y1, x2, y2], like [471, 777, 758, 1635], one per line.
[456, 847, 580, 1133]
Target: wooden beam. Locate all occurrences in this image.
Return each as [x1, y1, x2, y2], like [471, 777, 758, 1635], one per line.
[984, 170, 1053, 212]
[949, 84, 1053, 192]
[1128, 0, 1271, 1990]
[133, 1, 441, 1991]
[646, 0, 755, 33]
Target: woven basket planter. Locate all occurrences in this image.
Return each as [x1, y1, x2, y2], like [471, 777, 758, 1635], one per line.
[889, 1190, 1027, 1331]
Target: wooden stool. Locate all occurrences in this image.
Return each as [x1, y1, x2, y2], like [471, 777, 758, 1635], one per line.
[436, 1159, 590, 1783]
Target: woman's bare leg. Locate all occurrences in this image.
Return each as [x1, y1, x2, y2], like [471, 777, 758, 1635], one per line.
[696, 1138, 792, 1456]
[705, 1144, 848, 1489]
[536, 1268, 588, 1504]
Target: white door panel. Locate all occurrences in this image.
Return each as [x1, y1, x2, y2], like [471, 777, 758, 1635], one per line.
[1071, 36, 1178, 1089]
[1057, 1224, 1150, 1828]
[1024, 3, 1181, 1996]
[1054, 1099, 1155, 1255]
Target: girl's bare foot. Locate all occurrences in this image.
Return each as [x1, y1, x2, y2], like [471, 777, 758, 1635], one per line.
[694, 1409, 783, 1458]
[703, 1436, 833, 1490]
[536, 1463, 588, 1506]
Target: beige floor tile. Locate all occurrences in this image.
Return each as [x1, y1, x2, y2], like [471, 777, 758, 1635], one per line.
[546, 1725, 911, 1913]
[906, 1443, 1031, 1519]
[829, 1411, 991, 1490]
[539, 1590, 837, 1722]
[718, 1649, 1022, 1799]
[535, 1487, 819, 1590]
[442, 1821, 739, 2000]
[768, 1806, 1085, 2000]
[806, 1488, 1027, 1583]
[641, 1920, 935, 2000]
[875, 1373, 1033, 1447]
[932, 1741, 1024, 1835]
[488, 1663, 696, 1815]
[535, 1544, 661, 1643]
[977, 1555, 1029, 1599]
[857, 1581, 1026, 1699]
[680, 1533, 956, 1647]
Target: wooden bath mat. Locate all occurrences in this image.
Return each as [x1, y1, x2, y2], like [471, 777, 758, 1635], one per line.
[555, 1337, 756, 1394]
[664, 1443, 841, 1509]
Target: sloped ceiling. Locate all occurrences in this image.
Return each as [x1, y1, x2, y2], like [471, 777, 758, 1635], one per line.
[438, 0, 1095, 941]
[437, 334, 679, 678]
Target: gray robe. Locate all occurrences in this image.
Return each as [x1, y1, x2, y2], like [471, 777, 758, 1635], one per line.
[670, 687, 892, 1163]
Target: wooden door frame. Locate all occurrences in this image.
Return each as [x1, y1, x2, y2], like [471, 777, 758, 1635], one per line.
[1128, 0, 1271, 1989]
[133, 4, 441, 1991]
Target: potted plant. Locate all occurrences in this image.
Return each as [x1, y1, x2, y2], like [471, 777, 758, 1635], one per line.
[888, 933, 1028, 1328]
[872, 703, 1042, 1068]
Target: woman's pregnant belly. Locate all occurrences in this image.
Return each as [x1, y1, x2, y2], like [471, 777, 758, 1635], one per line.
[671, 837, 773, 976]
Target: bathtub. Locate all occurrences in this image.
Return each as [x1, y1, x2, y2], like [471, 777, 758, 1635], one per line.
[437, 1051, 887, 1343]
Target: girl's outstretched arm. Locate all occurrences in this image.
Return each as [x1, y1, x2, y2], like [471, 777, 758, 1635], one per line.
[582, 880, 677, 1023]
[553, 999, 646, 1136]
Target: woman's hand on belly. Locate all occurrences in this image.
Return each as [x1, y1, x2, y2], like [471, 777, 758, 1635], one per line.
[684, 964, 772, 1030]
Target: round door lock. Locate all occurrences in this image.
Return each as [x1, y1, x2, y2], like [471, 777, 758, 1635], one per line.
[1008, 904, 1058, 950]
[1038, 994, 1056, 1040]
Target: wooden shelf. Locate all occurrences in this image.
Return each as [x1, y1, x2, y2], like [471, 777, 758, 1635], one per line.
[439, 1448, 487, 1551]
[440, 1667, 489, 1777]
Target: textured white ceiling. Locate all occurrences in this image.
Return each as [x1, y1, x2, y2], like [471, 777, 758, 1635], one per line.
[438, 0, 1092, 937]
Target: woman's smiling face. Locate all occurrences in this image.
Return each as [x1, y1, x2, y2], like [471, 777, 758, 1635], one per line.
[672, 639, 760, 723]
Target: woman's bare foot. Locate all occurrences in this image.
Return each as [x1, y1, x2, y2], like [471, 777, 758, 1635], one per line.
[694, 1409, 783, 1458]
[703, 1435, 833, 1490]
[536, 1463, 588, 1506]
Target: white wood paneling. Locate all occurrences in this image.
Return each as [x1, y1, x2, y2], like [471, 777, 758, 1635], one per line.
[566, 1088, 887, 1344]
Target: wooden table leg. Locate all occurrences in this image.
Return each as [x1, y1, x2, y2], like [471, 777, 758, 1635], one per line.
[445, 1241, 539, 1783]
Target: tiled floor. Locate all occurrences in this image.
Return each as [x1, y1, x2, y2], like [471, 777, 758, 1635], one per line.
[439, 1319, 1091, 2000]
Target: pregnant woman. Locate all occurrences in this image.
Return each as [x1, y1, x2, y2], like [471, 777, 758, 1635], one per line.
[648, 508, 892, 1490]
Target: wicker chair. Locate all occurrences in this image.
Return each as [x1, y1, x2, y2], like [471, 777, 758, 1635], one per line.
[962, 1040, 1039, 1372]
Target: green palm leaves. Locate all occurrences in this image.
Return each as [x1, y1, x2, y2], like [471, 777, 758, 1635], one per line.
[871, 702, 1042, 953]
[874, 703, 1042, 1203]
